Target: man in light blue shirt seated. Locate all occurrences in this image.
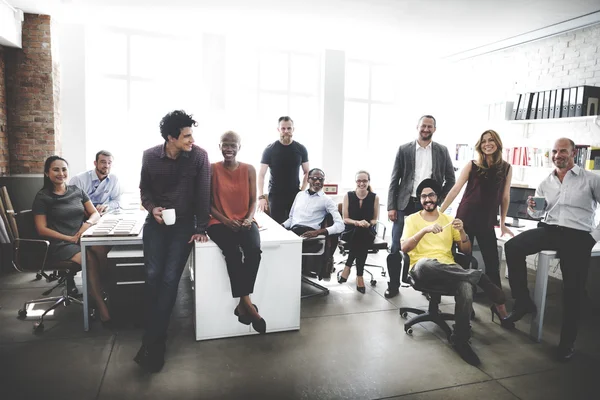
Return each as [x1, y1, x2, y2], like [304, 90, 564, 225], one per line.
[282, 168, 344, 278]
[70, 150, 122, 214]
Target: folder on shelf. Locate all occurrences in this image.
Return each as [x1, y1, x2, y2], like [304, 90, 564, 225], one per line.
[536, 91, 544, 119]
[529, 92, 539, 120]
[519, 92, 530, 120]
[548, 90, 556, 118]
[510, 94, 521, 120]
[554, 89, 563, 117]
[576, 85, 600, 116]
[561, 88, 571, 118]
[542, 90, 551, 119]
[568, 87, 577, 117]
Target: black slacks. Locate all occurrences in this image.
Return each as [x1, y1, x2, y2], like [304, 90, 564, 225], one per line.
[467, 227, 502, 288]
[207, 222, 262, 298]
[505, 224, 596, 346]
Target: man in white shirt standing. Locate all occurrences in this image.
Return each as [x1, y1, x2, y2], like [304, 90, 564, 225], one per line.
[70, 150, 122, 214]
[505, 137, 600, 362]
[385, 115, 455, 298]
[283, 168, 344, 278]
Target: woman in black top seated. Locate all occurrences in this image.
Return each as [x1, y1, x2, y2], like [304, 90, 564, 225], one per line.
[338, 170, 380, 293]
[32, 156, 112, 325]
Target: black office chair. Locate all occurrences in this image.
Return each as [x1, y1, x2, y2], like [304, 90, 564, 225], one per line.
[336, 204, 389, 286]
[300, 213, 339, 299]
[13, 210, 83, 332]
[395, 249, 478, 340]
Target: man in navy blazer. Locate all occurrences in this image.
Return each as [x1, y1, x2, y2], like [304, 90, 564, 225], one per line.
[385, 115, 455, 298]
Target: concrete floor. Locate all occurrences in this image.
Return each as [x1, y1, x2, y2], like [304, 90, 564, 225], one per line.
[0, 252, 598, 400]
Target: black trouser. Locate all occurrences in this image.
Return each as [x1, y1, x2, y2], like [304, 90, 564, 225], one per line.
[207, 222, 262, 298]
[390, 196, 422, 254]
[505, 224, 596, 347]
[268, 190, 299, 224]
[467, 227, 502, 288]
[342, 227, 375, 277]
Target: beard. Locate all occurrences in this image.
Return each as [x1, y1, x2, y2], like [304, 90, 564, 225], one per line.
[422, 200, 438, 212]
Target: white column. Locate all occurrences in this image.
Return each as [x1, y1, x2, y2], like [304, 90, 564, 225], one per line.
[321, 49, 345, 184]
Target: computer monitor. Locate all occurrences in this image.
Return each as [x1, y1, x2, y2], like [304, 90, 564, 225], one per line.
[505, 187, 539, 228]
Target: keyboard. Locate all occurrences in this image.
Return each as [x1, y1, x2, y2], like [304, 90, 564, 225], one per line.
[83, 213, 146, 237]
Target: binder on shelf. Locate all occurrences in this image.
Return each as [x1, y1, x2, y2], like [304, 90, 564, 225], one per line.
[510, 94, 521, 120]
[536, 91, 544, 119]
[548, 89, 556, 119]
[586, 147, 600, 170]
[554, 89, 563, 117]
[519, 92, 531, 120]
[561, 88, 571, 118]
[542, 90, 551, 119]
[575, 85, 600, 116]
[529, 92, 539, 120]
[568, 87, 577, 117]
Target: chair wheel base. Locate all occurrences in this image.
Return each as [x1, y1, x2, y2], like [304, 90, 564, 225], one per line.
[381, 272, 386, 277]
[401, 312, 408, 318]
[33, 322, 44, 332]
[370, 280, 377, 286]
[405, 327, 413, 335]
[18, 309, 27, 318]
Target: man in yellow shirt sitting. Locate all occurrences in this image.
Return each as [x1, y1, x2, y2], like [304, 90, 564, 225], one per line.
[400, 179, 506, 366]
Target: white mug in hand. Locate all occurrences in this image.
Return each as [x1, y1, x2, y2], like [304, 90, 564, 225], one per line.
[162, 208, 176, 225]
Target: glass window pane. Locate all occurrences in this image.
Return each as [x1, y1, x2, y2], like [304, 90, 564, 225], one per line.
[130, 35, 172, 79]
[371, 65, 395, 103]
[368, 104, 397, 190]
[290, 54, 319, 95]
[342, 101, 369, 186]
[259, 51, 288, 91]
[290, 95, 322, 168]
[345, 61, 369, 100]
[89, 31, 128, 76]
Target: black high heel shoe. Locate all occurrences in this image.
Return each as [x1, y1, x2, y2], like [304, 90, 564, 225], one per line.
[252, 317, 267, 334]
[234, 304, 259, 326]
[490, 305, 515, 329]
[338, 267, 351, 284]
[356, 285, 365, 294]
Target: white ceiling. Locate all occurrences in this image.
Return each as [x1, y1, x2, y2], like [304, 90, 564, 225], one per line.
[6, 0, 600, 57]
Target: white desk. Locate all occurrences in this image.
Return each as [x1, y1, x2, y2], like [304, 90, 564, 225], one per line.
[80, 211, 146, 331]
[496, 227, 600, 342]
[191, 213, 303, 341]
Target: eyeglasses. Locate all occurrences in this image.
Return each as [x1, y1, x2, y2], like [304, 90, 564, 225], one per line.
[420, 192, 437, 200]
[309, 176, 325, 182]
[356, 179, 369, 184]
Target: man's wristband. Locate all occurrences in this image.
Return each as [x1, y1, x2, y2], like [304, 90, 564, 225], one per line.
[258, 195, 267, 200]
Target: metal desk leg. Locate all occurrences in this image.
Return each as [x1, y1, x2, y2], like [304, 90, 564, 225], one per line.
[81, 242, 89, 331]
[530, 252, 551, 342]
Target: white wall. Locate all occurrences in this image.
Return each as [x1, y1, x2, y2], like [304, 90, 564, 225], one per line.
[58, 22, 87, 175]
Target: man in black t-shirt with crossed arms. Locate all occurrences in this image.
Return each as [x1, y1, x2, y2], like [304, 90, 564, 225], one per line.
[257, 116, 310, 224]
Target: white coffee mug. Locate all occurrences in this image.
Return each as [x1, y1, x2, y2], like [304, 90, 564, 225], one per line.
[162, 208, 176, 225]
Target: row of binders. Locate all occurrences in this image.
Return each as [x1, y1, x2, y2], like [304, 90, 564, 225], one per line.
[510, 85, 600, 120]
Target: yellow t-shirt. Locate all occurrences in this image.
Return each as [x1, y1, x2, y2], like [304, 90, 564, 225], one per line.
[401, 212, 461, 269]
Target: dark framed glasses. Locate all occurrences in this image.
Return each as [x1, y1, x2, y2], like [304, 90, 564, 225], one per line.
[420, 192, 437, 200]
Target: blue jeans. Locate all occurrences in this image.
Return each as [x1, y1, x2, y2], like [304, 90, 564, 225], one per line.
[390, 198, 422, 254]
[142, 217, 194, 345]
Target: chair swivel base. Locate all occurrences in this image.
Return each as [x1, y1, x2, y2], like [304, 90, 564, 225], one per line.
[18, 291, 83, 332]
[400, 307, 454, 339]
[301, 276, 329, 299]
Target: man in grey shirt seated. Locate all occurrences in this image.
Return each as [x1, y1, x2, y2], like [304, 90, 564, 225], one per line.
[505, 137, 600, 362]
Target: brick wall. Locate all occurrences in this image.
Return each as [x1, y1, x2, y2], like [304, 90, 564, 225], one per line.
[0, 45, 8, 175]
[5, 14, 60, 174]
[453, 24, 600, 279]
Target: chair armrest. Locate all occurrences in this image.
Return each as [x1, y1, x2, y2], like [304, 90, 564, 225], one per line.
[14, 238, 50, 273]
[375, 221, 386, 239]
[301, 235, 326, 256]
[454, 251, 476, 270]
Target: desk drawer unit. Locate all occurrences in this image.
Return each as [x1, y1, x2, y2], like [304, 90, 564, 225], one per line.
[107, 246, 145, 324]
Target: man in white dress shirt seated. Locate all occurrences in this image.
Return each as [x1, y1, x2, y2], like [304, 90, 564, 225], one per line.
[70, 150, 122, 214]
[282, 168, 344, 278]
